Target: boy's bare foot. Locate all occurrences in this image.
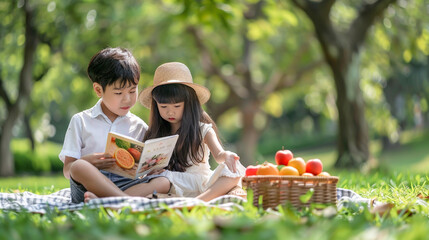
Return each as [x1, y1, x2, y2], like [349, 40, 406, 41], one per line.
[84, 191, 98, 203]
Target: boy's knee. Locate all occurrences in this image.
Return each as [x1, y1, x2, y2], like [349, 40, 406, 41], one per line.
[70, 159, 90, 177]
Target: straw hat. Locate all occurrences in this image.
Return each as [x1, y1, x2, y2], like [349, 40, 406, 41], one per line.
[139, 62, 211, 108]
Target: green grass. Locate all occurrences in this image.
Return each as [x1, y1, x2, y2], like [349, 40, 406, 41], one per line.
[1, 130, 429, 239]
[1, 171, 429, 239]
[0, 175, 68, 194]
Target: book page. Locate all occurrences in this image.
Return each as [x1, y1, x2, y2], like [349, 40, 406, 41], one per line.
[104, 132, 145, 179]
[135, 134, 179, 178]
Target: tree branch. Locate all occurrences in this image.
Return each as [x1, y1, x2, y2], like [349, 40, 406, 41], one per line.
[186, 26, 249, 98]
[276, 59, 325, 90]
[291, 0, 335, 18]
[0, 75, 12, 110]
[262, 36, 313, 95]
[290, 0, 339, 65]
[206, 93, 240, 122]
[348, 0, 397, 50]
[238, 1, 265, 97]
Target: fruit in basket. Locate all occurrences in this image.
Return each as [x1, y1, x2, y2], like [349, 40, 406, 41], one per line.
[317, 171, 331, 177]
[288, 157, 306, 175]
[245, 165, 259, 176]
[275, 148, 293, 166]
[305, 159, 323, 175]
[257, 162, 279, 175]
[302, 172, 314, 177]
[279, 166, 299, 176]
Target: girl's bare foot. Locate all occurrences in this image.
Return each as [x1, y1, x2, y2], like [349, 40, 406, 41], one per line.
[84, 191, 98, 203]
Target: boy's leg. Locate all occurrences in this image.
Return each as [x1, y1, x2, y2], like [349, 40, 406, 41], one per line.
[197, 177, 240, 201]
[70, 159, 129, 198]
[124, 177, 171, 197]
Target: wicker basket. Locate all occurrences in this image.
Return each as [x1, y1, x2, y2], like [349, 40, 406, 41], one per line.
[242, 175, 339, 209]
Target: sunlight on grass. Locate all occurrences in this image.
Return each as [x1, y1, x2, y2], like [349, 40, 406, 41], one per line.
[0, 175, 69, 194]
[410, 156, 429, 172]
[378, 130, 429, 173]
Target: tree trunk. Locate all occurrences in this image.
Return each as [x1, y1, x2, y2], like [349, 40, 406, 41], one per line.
[0, 0, 38, 176]
[289, 0, 395, 169]
[237, 100, 261, 166]
[332, 53, 369, 168]
[24, 113, 35, 151]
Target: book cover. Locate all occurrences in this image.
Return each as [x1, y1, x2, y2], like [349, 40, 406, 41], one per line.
[104, 132, 178, 179]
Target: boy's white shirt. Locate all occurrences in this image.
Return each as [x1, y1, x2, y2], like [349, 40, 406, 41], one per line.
[59, 99, 148, 162]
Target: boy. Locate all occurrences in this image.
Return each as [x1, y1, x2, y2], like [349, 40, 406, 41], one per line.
[59, 47, 170, 203]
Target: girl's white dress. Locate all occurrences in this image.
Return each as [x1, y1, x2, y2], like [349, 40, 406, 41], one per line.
[160, 123, 245, 197]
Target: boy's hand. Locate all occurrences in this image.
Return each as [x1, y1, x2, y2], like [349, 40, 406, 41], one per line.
[224, 151, 240, 173]
[81, 153, 116, 169]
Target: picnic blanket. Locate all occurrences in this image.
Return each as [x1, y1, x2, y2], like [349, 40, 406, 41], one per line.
[0, 188, 246, 214]
[0, 188, 375, 214]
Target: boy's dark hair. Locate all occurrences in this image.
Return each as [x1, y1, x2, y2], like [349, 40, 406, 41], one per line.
[87, 47, 140, 91]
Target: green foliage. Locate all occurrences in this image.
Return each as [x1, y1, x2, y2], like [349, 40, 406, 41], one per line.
[12, 138, 63, 174]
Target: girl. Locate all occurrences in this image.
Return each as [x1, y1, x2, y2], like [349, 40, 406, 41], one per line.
[139, 62, 245, 201]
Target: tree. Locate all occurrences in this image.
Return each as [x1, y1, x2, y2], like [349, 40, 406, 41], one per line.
[174, 0, 323, 165]
[0, 0, 39, 176]
[290, 0, 397, 168]
[0, 0, 73, 176]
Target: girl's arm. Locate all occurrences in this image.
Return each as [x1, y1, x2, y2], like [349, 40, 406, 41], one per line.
[204, 128, 240, 173]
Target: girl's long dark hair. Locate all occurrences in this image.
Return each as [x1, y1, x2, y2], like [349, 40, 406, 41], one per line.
[143, 84, 219, 172]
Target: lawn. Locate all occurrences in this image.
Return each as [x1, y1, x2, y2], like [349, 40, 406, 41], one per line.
[1, 130, 429, 239]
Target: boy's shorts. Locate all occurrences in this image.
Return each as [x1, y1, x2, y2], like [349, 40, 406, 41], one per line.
[70, 170, 166, 203]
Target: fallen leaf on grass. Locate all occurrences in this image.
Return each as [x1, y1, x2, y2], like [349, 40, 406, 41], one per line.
[417, 193, 429, 199]
[370, 203, 414, 218]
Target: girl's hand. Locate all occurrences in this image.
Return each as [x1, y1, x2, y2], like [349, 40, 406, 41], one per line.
[81, 153, 116, 169]
[147, 169, 166, 175]
[223, 151, 240, 173]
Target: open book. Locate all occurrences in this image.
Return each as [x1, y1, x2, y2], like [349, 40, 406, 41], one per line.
[104, 132, 178, 179]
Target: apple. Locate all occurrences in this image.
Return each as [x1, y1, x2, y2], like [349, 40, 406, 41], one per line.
[275, 149, 293, 166]
[305, 159, 323, 176]
[245, 165, 259, 176]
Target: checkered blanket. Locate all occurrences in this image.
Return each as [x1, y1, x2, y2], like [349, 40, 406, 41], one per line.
[0, 188, 369, 214]
[0, 188, 246, 214]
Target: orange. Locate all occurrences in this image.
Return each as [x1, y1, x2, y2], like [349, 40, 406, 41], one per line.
[317, 172, 331, 177]
[302, 172, 314, 177]
[114, 148, 135, 169]
[288, 157, 306, 175]
[279, 166, 299, 176]
[257, 162, 279, 175]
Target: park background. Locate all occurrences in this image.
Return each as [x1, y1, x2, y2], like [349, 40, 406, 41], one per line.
[2, 1, 429, 239]
[0, 0, 428, 179]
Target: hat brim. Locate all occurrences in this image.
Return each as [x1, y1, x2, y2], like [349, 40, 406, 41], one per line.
[138, 80, 211, 108]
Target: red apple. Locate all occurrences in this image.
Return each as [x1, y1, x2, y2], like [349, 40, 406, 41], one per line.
[305, 159, 323, 175]
[245, 165, 259, 176]
[275, 149, 293, 166]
